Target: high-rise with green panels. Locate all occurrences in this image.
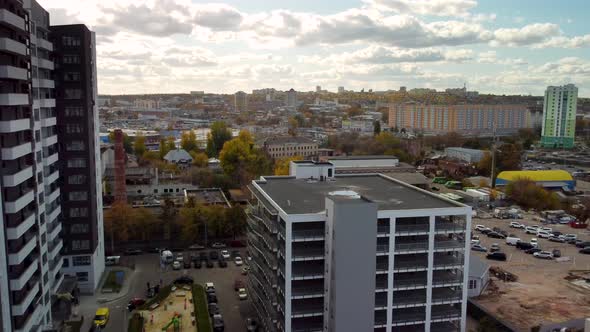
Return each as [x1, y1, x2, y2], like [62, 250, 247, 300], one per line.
[541, 84, 578, 149]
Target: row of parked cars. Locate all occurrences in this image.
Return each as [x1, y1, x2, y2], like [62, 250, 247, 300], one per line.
[205, 282, 258, 332]
[171, 250, 245, 270]
[506, 222, 590, 254]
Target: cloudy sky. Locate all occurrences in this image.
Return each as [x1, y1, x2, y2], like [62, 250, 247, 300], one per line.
[40, 0, 590, 96]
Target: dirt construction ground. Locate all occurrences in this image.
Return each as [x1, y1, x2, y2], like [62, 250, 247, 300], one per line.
[470, 211, 590, 331]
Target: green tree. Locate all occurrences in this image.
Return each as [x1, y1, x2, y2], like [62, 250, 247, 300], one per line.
[191, 151, 209, 168]
[225, 205, 247, 239]
[133, 133, 146, 158]
[181, 130, 198, 153]
[134, 207, 158, 241]
[108, 131, 133, 154]
[373, 121, 381, 135]
[142, 150, 160, 163]
[159, 137, 176, 159]
[205, 122, 233, 157]
[160, 199, 177, 240]
[178, 198, 206, 244]
[219, 130, 272, 184]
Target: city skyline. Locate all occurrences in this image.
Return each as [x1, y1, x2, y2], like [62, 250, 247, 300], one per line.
[40, 0, 590, 96]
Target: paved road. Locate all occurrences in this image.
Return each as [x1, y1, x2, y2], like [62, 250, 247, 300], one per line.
[77, 250, 254, 331]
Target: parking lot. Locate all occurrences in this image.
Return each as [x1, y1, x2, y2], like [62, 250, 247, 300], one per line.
[470, 211, 590, 330]
[80, 247, 255, 332]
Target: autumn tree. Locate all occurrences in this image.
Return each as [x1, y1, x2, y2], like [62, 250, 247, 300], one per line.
[477, 151, 492, 176]
[191, 151, 209, 167]
[505, 179, 561, 211]
[181, 130, 198, 153]
[373, 121, 381, 135]
[159, 137, 176, 159]
[134, 207, 158, 241]
[160, 199, 177, 240]
[178, 197, 206, 244]
[104, 202, 135, 252]
[274, 156, 303, 175]
[225, 205, 247, 239]
[205, 121, 232, 157]
[133, 133, 146, 158]
[219, 130, 272, 185]
[497, 143, 522, 171]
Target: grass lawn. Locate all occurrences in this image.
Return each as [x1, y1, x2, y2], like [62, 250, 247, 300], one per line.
[138, 284, 172, 310]
[192, 285, 212, 332]
[102, 270, 124, 293]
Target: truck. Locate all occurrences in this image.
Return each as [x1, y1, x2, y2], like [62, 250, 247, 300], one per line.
[161, 250, 174, 264]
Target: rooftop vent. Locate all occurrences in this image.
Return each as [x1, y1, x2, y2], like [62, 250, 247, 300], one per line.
[328, 190, 361, 199]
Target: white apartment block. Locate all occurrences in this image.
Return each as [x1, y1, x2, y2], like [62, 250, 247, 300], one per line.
[247, 162, 471, 332]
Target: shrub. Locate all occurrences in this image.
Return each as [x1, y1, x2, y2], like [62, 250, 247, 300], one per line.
[192, 284, 212, 332]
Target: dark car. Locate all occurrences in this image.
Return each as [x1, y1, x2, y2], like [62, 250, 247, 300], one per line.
[124, 249, 142, 255]
[481, 229, 492, 235]
[486, 252, 507, 261]
[218, 259, 227, 268]
[190, 255, 198, 262]
[552, 249, 562, 258]
[234, 279, 245, 291]
[579, 247, 590, 254]
[487, 232, 506, 239]
[575, 241, 590, 248]
[199, 252, 208, 261]
[209, 251, 219, 260]
[207, 293, 218, 304]
[146, 287, 155, 298]
[213, 314, 224, 332]
[525, 248, 542, 255]
[173, 276, 194, 285]
[127, 298, 146, 311]
[246, 318, 258, 332]
[208, 303, 220, 317]
[548, 236, 565, 243]
[206, 259, 214, 268]
[552, 231, 563, 237]
[183, 260, 191, 269]
[194, 260, 202, 269]
[231, 250, 241, 258]
[229, 240, 246, 248]
[516, 241, 534, 250]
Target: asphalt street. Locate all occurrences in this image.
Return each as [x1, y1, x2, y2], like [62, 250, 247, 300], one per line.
[77, 250, 254, 332]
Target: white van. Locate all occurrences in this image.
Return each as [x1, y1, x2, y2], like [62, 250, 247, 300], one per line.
[105, 256, 120, 266]
[161, 250, 174, 264]
[505, 237, 521, 246]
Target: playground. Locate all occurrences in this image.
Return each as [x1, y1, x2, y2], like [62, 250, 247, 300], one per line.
[140, 285, 197, 332]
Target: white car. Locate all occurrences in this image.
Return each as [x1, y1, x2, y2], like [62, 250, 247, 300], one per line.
[234, 257, 243, 266]
[509, 222, 524, 229]
[564, 234, 577, 242]
[530, 238, 539, 247]
[474, 225, 486, 232]
[205, 282, 215, 293]
[172, 261, 181, 270]
[221, 250, 231, 259]
[525, 226, 538, 234]
[537, 230, 551, 239]
[540, 227, 553, 233]
[533, 251, 553, 259]
[237, 288, 248, 300]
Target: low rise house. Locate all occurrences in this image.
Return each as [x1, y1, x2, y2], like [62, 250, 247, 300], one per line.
[164, 148, 193, 167]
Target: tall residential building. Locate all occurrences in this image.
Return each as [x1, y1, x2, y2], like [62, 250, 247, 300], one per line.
[234, 91, 248, 112]
[338, 86, 345, 94]
[315, 86, 321, 93]
[247, 162, 471, 332]
[541, 84, 578, 149]
[389, 104, 531, 136]
[50, 24, 104, 293]
[286, 88, 297, 108]
[0, 0, 62, 329]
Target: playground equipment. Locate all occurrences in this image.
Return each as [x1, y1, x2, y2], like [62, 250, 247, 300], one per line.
[161, 313, 182, 332]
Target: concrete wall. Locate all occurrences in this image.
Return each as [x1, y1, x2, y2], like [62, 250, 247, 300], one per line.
[324, 195, 377, 332]
[328, 157, 399, 169]
[290, 162, 334, 179]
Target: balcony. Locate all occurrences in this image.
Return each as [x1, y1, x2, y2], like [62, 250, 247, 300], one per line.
[47, 206, 61, 223]
[42, 134, 57, 147]
[1, 140, 31, 160]
[50, 255, 64, 279]
[292, 227, 324, 242]
[5, 212, 35, 240]
[11, 281, 40, 316]
[292, 261, 324, 280]
[0, 65, 28, 80]
[35, 98, 55, 108]
[37, 37, 53, 51]
[14, 303, 43, 332]
[377, 244, 389, 255]
[431, 307, 461, 322]
[291, 280, 324, 299]
[395, 223, 430, 235]
[46, 187, 60, 204]
[292, 246, 324, 261]
[291, 299, 324, 318]
[43, 151, 58, 166]
[432, 272, 464, 288]
[9, 258, 39, 290]
[392, 290, 426, 309]
[0, 37, 27, 55]
[434, 240, 464, 252]
[3, 166, 33, 187]
[435, 222, 466, 234]
[48, 221, 61, 242]
[292, 317, 323, 332]
[391, 310, 426, 326]
[48, 239, 63, 261]
[431, 288, 463, 305]
[4, 189, 34, 214]
[0, 8, 26, 30]
[36, 57, 54, 70]
[45, 169, 59, 185]
[32, 78, 54, 89]
[0, 118, 29, 133]
[431, 321, 460, 332]
[392, 277, 428, 291]
[52, 272, 64, 293]
[8, 234, 37, 266]
[394, 242, 428, 253]
[40, 116, 56, 127]
[0, 93, 29, 106]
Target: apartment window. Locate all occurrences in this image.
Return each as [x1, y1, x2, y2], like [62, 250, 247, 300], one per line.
[66, 141, 85, 151]
[469, 280, 477, 289]
[71, 223, 90, 234]
[67, 158, 86, 168]
[64, 89, 82, 99]
[69, 191, 88, 201]
[72, 256, 91, 266]
[62, 36, 81, 46]
[63, 258, 69, 268]
[72, 240, 90, 250]
[65, 107, 83, 117]
[64, 72, 80, 81]
[66, 123, 83, 134]
[63, 55, 80, 64]
[68, 174, 87, 185]
[76, 272, 89, 282]
[70, 207, 88, 218]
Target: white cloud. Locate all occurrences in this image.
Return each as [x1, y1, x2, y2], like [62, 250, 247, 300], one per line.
[366, 0, 477, 17]
[491, 23, 560, 46]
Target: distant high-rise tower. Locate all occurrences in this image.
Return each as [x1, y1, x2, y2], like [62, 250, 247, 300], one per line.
[286, 88, 297, 108]
[234, 91, 247, 112]
[541, 84, 577, 149]
[316, 86, 321, 93]
[338, 86, 345, 94]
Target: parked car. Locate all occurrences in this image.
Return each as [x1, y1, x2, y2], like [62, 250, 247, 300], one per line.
[124, 249, 142, 256]
[234, 279, 245, 291]
[505, 237, 521, 246]
[208, 303, 220, 317]
[575, 241, 590, 248]
[231, 250, 241, 258]
[486, 252, 507, 261]
[234, 257, 244, 266]
[213, 314, 225, 332]
[127, 298, 145, 312]
[237, 288, 248, 300]
[209, 251, 219, 260]
[530, 238, 539, 247]
[474, 225, 487, 232]
[184, 260, 191, 269]
[221, 250, 231, 259]
[206, 259, 214, 268]
[207, 293, 218, 304]
[551, 231, 563, 237]
[537, 231, 551, 239]
[563, 234, 577, 243]
[210, 242, 226, 249]
[172, 261, 181, 270]
[525, 248, 542, 255]
[94, 308, 110, 327]
[199, 252, 208, 261]
[174, 276, 194, 285]
[579, 247, 590, 254]
[194, 260, 202, 269]
[229, 240, 246, 247]
[218, 259, 227, 268]
[205, 282, 215, 293]
[533, 251, 553, 259]
[490, 243, 501, 252]
[540, 227, 553, 233]
[552, 249, 562, 258]
[487, 232, 506, 239]
[510, 222, 524, 229]
[188, 243, 205, 250]
[246, 318, 259, 332]
[525, 226, 538, 234]
[516, 241, 534, 250]
[548, 236, 565, 243]
[481, 228, 493, 235]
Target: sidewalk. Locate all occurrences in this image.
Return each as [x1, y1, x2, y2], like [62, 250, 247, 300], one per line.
[96, 266, 137, 303]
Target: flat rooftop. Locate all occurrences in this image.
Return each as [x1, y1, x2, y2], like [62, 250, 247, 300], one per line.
[254, 174, 460, 214]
